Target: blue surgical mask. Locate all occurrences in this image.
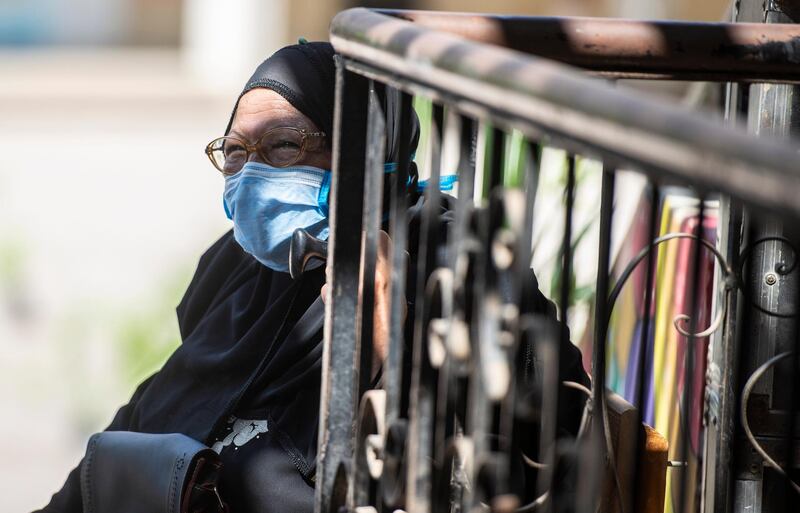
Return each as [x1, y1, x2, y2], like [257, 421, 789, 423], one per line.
[222, 161, 451, 273]
[223, 162, 330, 273]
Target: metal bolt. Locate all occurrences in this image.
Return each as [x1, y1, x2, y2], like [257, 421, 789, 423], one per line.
[765, 273, 778, 286]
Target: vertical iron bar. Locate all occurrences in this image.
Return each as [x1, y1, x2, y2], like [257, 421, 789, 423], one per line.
[436, 113, 476, 513]
[701, 192, 744, 513]
[316, 57, 368, 513]
[447, 113, 476, 269]
[406, 101, 444, 513]
[502, 139, 542, 502]
[559, 155, 576, 354]
[677, 195, 706, 513]
[433, 110, 472, 457]
[551, 153, 577, 432]
[571, 157, 600, 513]
[385, 89, 413, 425]
[462, 121, 498, 512]
[490, 126, 504, 192]
[453, 115, 476, 437]
[352, 83, 386, 508]
[757, 9, 800, 513]
[727, 3, 800, 512]
[380, 88, 413, 511]
[543, 153, 580, 511]
[593, 167, 619, 512]
[789, 246, 800, 513]
[356, 84, 386, 397]
[631, 181, 661, 513]
[704, 2, 748, 501]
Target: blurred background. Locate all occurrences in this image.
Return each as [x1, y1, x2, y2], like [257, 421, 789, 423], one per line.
[0, 0, 728, 510]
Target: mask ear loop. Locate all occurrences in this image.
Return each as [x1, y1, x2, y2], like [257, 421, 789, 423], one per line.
[317, 172, 332, 217]
[223, 198, 233, 220]
[416, 174, 459, 192]
[317, 163, 404, 218]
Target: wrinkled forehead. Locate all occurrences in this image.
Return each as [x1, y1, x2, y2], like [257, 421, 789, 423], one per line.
[228, 88, 319, 140]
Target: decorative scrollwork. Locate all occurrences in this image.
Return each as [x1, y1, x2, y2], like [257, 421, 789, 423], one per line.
[608, 232, 736, 340]
[737, 236, 799, 318]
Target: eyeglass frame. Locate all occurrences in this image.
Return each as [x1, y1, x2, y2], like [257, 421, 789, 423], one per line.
[205, 127, 327, 175]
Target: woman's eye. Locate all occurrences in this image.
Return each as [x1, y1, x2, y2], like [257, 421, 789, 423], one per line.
[271, 140, 300, 150]
[225, 147, 247, 160]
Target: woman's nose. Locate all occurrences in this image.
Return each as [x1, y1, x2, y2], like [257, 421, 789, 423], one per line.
[247, 151, 266, 165]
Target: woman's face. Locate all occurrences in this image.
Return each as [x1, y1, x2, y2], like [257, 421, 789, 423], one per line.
[229, 88, 332, 170]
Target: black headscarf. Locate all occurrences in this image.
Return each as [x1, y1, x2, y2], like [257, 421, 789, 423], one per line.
[224, 42, 336, 137]
[225, 41, 420, 171]
[116, 42, 421, 448]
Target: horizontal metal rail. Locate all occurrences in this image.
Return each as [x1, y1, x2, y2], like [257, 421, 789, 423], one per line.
[330, 8, 800, 219]
[379, 9, 800, 83]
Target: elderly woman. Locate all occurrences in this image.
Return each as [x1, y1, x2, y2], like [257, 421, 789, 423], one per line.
[37, 42, 589, 513]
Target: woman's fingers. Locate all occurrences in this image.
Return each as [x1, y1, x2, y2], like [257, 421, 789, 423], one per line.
[319, 230, 406, 364]
[372, 230, 392, 362]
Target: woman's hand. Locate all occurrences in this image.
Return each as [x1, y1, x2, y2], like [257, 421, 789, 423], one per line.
[372, 230, 406, 362]
[320, 230, 406, 364]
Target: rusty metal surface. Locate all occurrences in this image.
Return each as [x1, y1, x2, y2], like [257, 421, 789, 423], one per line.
[330, 8, 800, 220]
[378, 9, 800, 83]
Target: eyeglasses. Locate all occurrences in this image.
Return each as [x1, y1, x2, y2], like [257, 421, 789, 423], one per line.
[205, 127, 326, 175]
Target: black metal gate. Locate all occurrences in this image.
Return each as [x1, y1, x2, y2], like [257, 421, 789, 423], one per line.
[314, 8, 800, 513]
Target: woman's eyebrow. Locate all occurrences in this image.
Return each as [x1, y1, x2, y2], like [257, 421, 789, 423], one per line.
[228, 129, 247, 139]
[230, 117, 313, 138]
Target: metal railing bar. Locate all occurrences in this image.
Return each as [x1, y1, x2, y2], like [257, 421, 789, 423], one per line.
[677, 195, 707, 513]
[559, 155, 576, 352]
[406, 98, 445, 513]
[441, 115, 476, 513]
[317, 59, 369, 513]
[330, 9, 800, 219]
[379, 88, 413, 511]
[700, 195, 743, 513]
[384, 88, 412, 426]
[448, 112, 476, 270]
[350, 83, 387, 510]
[562, 155, 591, 513]
[631, 181, 660, 513]
[592, 167, 622, 513]
[432, 110, 467, 468]
[510, 139, 546, 508]
[490, 127, 505, 192]
[438, 114, 475, 497]
[357, 84, 387, 399]
[530, 316, 560, 510]
[377, 9, 800, 84]
[463, 132, 495, 513]
[483, 135, 520, 499]
[429, 106, 456, 473]
[788, 286, 800, 500]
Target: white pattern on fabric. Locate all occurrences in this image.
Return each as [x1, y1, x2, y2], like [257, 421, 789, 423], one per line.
[211, 416, 269, 453]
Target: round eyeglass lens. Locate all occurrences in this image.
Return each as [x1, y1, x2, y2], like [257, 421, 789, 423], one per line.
[208, 137, 247, 175]
[260, 128, 305, 167]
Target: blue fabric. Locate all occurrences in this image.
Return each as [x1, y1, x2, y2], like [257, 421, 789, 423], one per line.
[416, 174, 459, 192]
[223, 162, 330, 273]
[223, 162, 406, 272]
[315, 162, 400, 216]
